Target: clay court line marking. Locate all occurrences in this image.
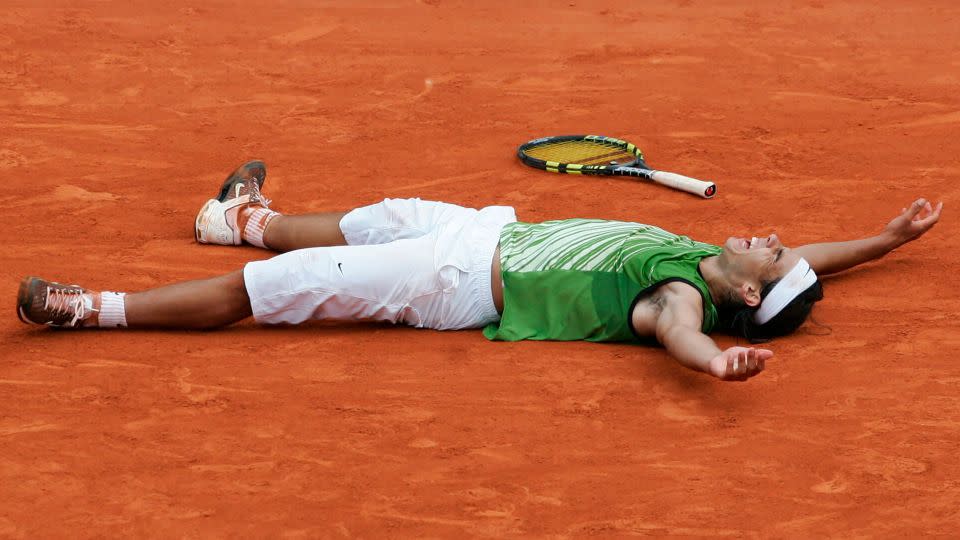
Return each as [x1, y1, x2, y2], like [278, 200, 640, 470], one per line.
[0, 379, 58, 385]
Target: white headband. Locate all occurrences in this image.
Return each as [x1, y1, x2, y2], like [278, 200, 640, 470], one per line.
[754, 258, 818, 325]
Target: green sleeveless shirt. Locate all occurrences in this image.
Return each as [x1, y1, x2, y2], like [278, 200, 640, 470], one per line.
[482, 219, 722, 342]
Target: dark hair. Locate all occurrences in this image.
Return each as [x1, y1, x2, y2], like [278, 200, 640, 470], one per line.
[717, 279, 824, 343]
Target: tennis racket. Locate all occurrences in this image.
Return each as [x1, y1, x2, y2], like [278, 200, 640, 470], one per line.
[517, 135, 716, 198]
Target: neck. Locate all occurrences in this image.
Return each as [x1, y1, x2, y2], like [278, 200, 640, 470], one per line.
[698, 255, 730, 307]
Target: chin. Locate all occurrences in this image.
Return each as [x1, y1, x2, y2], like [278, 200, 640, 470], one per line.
[722, 238, 742, 255]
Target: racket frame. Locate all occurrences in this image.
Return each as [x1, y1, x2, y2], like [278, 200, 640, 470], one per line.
[517, 134, 716, 198]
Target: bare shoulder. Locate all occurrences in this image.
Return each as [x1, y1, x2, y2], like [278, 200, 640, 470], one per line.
[630, 281, 704, 337]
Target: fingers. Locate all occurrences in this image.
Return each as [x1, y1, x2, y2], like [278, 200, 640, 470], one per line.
[905, 198, 943, 217]
[732, 350, 745, 376]
[733, 353, 750, 381]
[725, 348, 767, 381]
[714, 346, 774, 381]
[913, 201, 943, 229]
[912, 200, 934, 221]
[752, 349, 767, 373]
[747, 349, 764, 378]
[904, 198, 927, 219]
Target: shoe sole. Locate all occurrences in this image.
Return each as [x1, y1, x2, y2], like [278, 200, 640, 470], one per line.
[16, 276, 39, 324]
[216, 160, 267, 202]
[194, 199, 217, 242]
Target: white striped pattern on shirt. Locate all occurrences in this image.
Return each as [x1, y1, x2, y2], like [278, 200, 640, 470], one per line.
[501, 219, 695, 274]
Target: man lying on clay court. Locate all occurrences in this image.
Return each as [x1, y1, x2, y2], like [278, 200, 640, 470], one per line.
[17, 161, 943, 381]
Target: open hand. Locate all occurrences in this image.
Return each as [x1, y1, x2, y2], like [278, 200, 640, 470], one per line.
[884, 198, 943, 247]
[708, 347, 773, 381]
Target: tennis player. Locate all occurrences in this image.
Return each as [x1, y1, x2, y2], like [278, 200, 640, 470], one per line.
[17, 161, 943, 381]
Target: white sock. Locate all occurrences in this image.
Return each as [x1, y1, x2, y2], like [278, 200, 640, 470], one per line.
[98, 291, 128, 328]
[243, 207, 280, 248]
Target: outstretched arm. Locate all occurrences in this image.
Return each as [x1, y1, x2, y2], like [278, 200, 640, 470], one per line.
[795, 198, 943, 276]
[654, 284, 772, 381]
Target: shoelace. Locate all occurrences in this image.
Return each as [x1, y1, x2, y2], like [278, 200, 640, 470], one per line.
[43, 286, 87, 326]
[232, 180, 271, 208]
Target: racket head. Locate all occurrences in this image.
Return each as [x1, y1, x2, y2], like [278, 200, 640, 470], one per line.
[517, 135, 647, 175]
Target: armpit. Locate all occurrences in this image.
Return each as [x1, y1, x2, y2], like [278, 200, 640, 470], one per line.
[630, 292, 667, 337]
[630, 280, 705, 338]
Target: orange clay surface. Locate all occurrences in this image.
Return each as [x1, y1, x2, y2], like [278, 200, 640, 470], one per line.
[2, 1, 959, 537]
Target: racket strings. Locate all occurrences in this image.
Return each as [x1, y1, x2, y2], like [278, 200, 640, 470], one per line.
[525, 141, 637, 165]
[526, 141, 619, 162]
[579, 149, 637, 166]
[523, 140, 588, 161]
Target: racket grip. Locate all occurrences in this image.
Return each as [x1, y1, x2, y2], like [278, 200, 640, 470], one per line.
[651, 170, 717, 199]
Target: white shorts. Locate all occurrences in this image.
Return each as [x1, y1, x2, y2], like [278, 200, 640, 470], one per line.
[243, 198, 517, 330]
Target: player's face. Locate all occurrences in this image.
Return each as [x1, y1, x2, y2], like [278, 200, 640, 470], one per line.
[720, 233, 802, 286]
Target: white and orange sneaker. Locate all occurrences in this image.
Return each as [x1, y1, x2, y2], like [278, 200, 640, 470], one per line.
[195, 160, 270, 245]
[17, 277, 97, 328]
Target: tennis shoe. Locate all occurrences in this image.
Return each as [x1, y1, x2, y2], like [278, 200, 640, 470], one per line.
[215, 160, 267, 204]
[195, 160, 271, 245]
[17, 277, 97, 328]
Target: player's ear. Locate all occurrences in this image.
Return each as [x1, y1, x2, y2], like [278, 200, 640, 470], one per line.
[740, 282, 761, 307]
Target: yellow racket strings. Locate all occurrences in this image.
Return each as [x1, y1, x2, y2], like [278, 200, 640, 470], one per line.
[525, 140, 636, 166]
